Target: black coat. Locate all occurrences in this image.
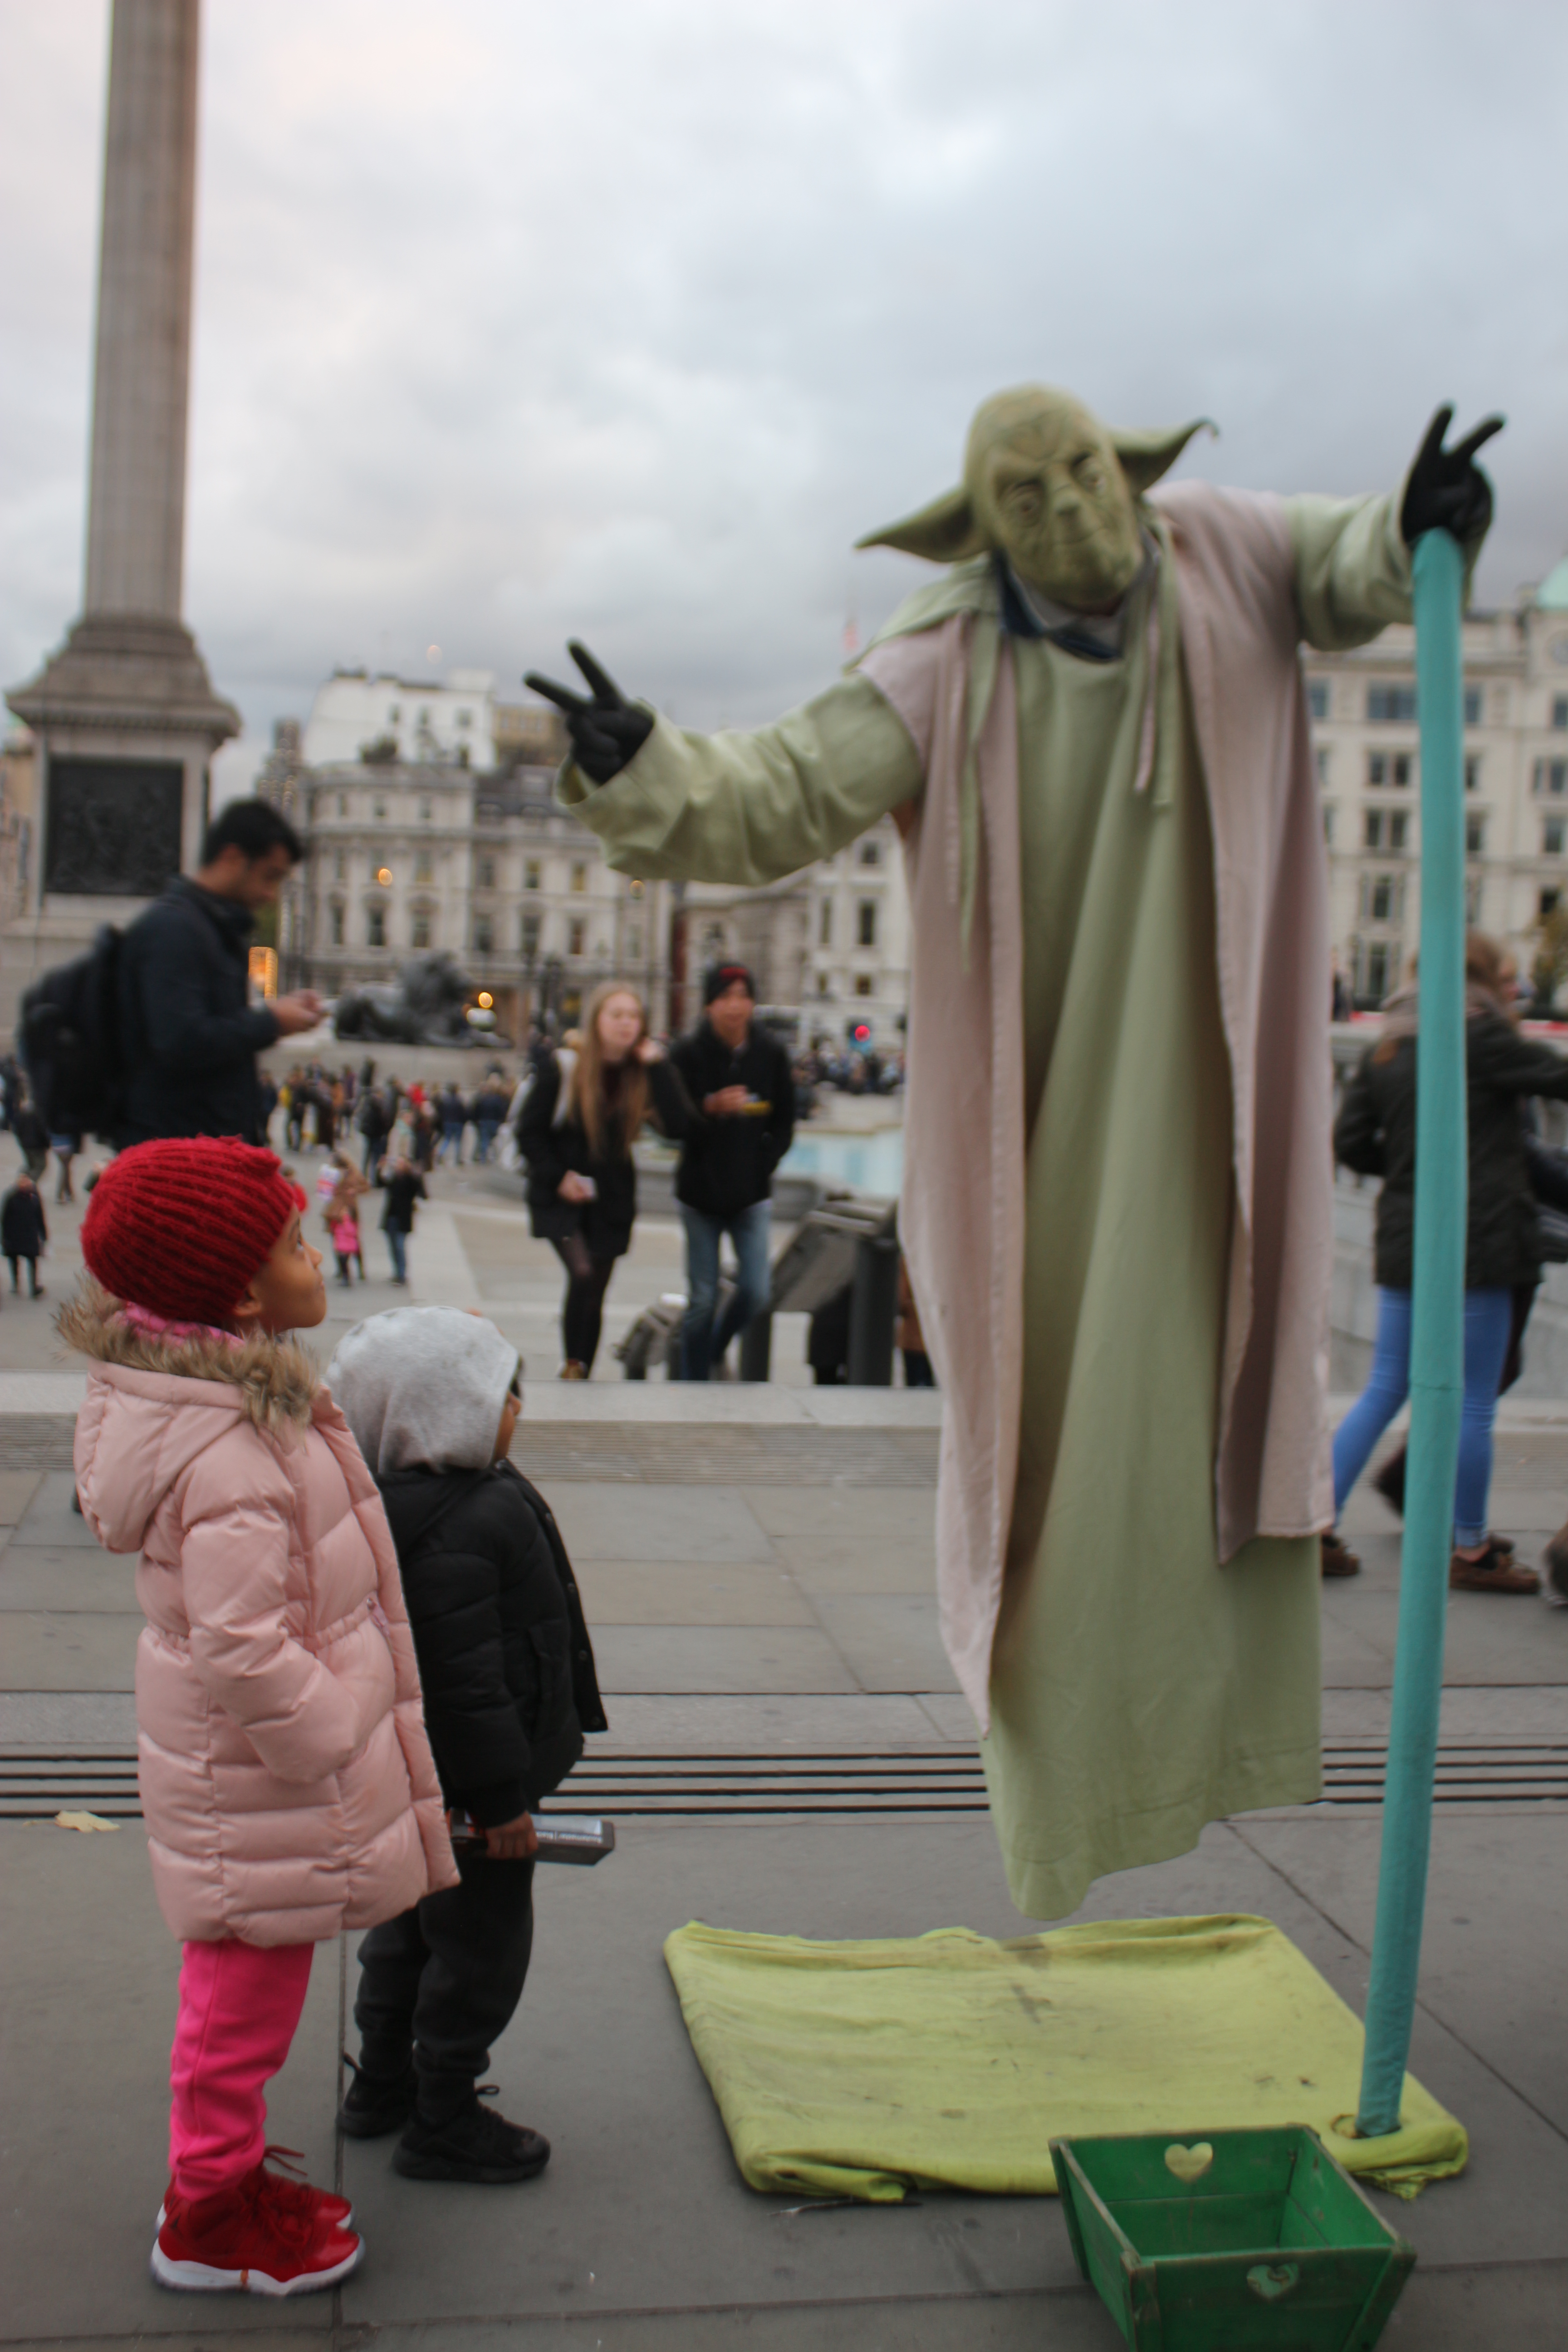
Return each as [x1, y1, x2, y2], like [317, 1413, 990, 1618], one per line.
[519, 1054, 690, 1258]
[118, 879, 278, 1146]
[668, 1021, 796, 1217]
[1334, 1013, 1568, 1291]
[378, 1460, 606, 1826]
[0, 1185, 47, 1257]
[380, 1169, 426, 1232]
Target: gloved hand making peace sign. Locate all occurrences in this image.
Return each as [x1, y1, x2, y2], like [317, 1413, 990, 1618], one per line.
[1399, 405, 1504, 547]
[523, 641, 653, 786]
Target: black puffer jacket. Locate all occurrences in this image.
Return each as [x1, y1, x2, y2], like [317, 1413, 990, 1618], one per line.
[519, 1053, 691, 1256]
[1334, 1012, 1568, 1290]
[377, 1460, 606, 1827]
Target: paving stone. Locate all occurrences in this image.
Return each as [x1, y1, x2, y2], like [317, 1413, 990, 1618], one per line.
[15, 1470, 104, 1548]
[804, 1593, 960, 1694]
[548, 1485, 774, 1563]
[0, 1545, 142, 1613]
[590, 1625, 859, 1695]
[573, 1560, 815, 1627]
[0, 1612, 137, 1691]
[0, 1470, 42, 1523]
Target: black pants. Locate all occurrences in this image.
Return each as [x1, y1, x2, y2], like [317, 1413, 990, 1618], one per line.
[7, 1255, 38, 1296]
[550, 1235, 617, 1372]
[354, 1851, 535, 2120]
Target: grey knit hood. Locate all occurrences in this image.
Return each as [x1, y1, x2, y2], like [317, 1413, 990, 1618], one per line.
[328, 1305, 519, 1476]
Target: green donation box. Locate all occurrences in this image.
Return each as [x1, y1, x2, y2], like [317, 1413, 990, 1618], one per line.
[1052, 2126, 1413, 2351]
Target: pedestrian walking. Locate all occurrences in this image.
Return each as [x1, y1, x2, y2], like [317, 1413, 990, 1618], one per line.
[1326, 932, 1568, 1592]
[12, 1093, 49, 1182]
[116, 800, 323, 1146]
[328, 1305, 606, 2181]
[381, 1157, 426, 1286]
[63, 1137, 453, 2295]
[472, 1078, 510, 1163]
[326, 1176, 366, 1286]
[436, 1085, 467, 1165]
[358, 1079, 393, 1179]
[50, 1114, 82, 1203]
[667, 965, 794, 1379]
[1, 1171, 47, 1295]
[519, 982, 688, 1378]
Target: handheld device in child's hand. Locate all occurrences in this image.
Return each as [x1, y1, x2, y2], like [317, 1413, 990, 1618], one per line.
[448, 1809, 616, 1865]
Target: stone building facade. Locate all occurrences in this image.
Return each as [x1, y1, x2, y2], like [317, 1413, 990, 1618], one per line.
[1308, 558, 1568, 1005]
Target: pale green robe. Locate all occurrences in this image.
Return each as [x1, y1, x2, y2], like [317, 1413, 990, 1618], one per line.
[559, 491, 1416, 1919]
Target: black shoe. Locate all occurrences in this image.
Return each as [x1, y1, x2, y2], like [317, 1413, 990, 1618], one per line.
[337, 2050, 417, 2139]
[393, 2087, 550, 2184]
[1372, 1446, 1406, 1519]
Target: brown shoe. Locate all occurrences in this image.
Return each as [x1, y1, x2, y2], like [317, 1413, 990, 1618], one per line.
[1322, 1532, 1361, 1578]
[559, 1360, 588, 1382]
[1449, 1539, 1539, 1594]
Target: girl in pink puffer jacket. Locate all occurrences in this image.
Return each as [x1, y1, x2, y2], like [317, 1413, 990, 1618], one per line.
[66, 1137, 456, 2300]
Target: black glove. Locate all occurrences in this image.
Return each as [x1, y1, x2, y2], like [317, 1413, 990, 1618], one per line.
[522, 642, 653, 785]
[1400, 405, 1504, 547]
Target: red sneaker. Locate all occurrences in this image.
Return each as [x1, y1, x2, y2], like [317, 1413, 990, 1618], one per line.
[157, 2147, 352, 2234]
[151, 2167, 363, 2296]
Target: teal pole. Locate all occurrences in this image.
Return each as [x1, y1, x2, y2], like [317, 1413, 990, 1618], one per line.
[1355, 527, 1467, 2138]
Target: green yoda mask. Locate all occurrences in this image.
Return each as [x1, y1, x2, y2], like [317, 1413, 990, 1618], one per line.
[858, 386, 1212, 613]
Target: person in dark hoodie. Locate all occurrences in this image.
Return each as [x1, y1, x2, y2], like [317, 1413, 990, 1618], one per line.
[328, 1306, 606, 2184]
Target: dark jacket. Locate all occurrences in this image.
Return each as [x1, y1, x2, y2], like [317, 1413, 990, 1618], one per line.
[519, 1053, 691, 1258]
[380, 1169, 426, 1233]
[0, 1184, 47, 1258]
[668, 1020, 796, 1217]
[377, 1460, 606, 1825]
[118, 878, 279, 1146]
[1334, 1012, 1568, 1290]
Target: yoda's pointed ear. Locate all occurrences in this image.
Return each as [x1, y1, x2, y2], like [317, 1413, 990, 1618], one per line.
[855, 486, 987, 565]
[1112, 419, 1217, 496]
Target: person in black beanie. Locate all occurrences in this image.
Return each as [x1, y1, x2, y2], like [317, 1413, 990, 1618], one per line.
[668, 965, 794, 1378]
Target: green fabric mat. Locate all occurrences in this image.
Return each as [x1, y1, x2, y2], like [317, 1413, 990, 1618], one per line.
[664, 1913, 1467, 2203]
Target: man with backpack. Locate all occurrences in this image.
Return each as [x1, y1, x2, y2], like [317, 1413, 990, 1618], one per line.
[116, 802, 322, 1146]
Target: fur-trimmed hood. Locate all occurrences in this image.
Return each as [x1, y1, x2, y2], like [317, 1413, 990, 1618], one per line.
[58, 1281, 319, 1433]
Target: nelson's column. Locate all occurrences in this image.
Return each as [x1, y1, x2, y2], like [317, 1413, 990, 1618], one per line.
[4, 0, 237, 1039]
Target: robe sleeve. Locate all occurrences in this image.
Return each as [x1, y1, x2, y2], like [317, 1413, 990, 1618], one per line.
[555, 671, 923, 885]
[1286, 486, 1485, 652]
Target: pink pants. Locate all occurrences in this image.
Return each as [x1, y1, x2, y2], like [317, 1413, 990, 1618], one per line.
[168, 1939, 314, 2198]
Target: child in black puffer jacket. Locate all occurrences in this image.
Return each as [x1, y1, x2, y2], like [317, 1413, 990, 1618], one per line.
[328, 1305, 605, 2185]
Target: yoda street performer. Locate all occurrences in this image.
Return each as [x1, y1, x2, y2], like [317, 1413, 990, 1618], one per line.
[527, 393, 1500, 1919]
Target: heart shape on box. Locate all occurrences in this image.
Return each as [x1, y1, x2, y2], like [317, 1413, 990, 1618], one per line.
[1247, 2263, 1300, 2302]
[1162, 2142, 1214, 2184]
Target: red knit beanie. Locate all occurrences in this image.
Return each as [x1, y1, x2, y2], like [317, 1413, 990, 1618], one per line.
[81, 1139, 304, 1326]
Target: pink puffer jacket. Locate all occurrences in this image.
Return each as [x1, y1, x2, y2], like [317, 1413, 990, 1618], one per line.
[66, 1290, 456, 1945]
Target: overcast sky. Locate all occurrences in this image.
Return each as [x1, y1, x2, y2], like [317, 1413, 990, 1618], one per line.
[2, 0, 1565, 790]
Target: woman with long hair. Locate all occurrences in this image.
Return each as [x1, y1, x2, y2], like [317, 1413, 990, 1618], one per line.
[519, 983, 690, 1378]
[1327, 931, 1568, 1591]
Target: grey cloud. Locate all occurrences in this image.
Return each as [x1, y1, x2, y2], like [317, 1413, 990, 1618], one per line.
[2, 0, 1565, 749]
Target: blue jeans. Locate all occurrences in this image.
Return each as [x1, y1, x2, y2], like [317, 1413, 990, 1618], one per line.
[475, 1119, 500, 1163]
[678, 1200, 772, 1380]
[1332, 1286, 1513, 1546]
[438, 1120, 465, 1164]
[386, 1225, 408, 1283]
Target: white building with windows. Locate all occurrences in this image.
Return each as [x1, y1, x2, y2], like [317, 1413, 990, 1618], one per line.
[1308, 557, 1568, 1005]
[302, 668, 498, 771]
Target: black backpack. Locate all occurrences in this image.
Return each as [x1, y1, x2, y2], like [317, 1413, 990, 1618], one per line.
[19, 926, 126, 1141]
